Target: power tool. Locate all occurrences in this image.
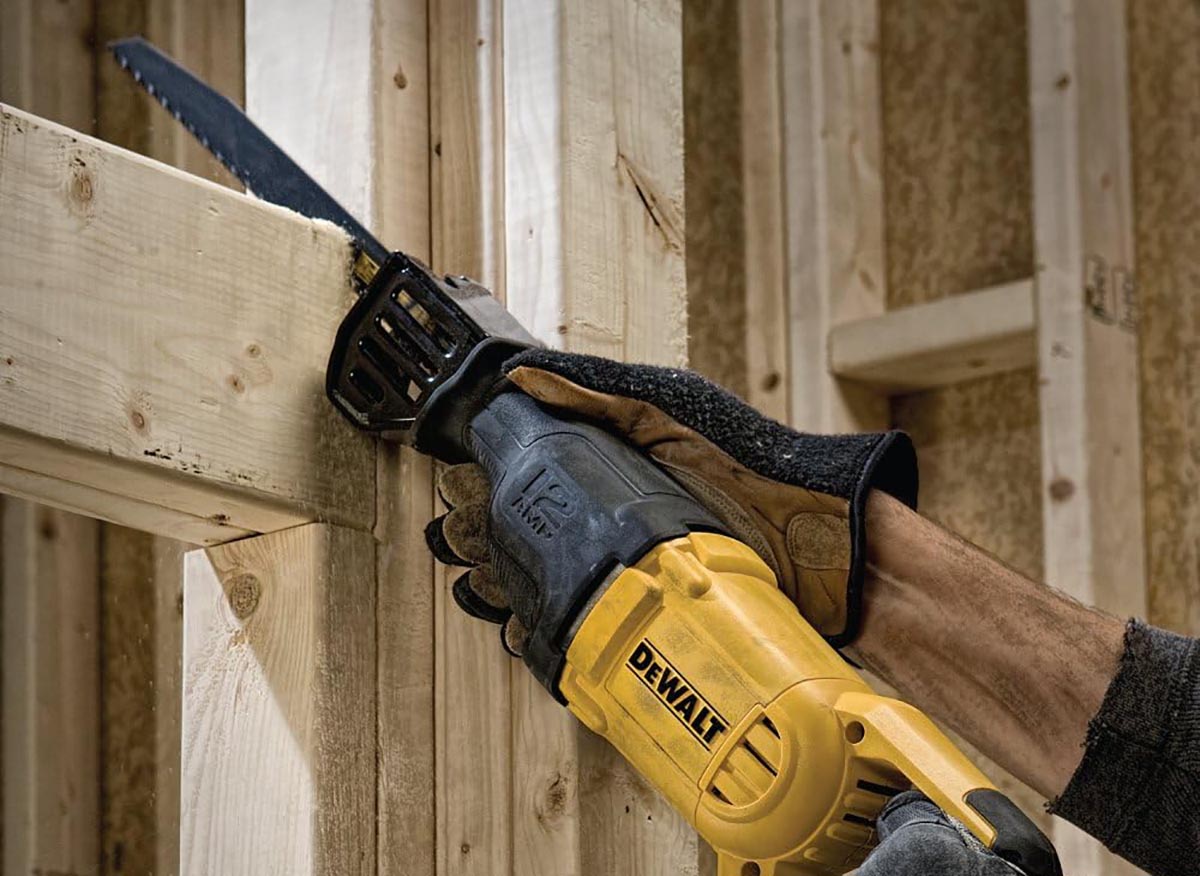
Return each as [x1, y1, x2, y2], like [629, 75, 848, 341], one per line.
[112, 38, 1061, 876]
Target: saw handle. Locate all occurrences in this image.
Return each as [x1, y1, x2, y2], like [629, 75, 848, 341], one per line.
[466, 389, 726, 695]
[833, 691, 1061, 876]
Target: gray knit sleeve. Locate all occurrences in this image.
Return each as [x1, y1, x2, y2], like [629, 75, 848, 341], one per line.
[1049, 620, 1200, 876]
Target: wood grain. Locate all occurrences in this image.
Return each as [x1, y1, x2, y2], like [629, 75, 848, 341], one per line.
[153, 536, 185, 876]
[99, 525, 157, 876]
[1028, 0, 1146, 621]
[781, 0, 888, 434]
[684, 0, 748, 400]
[0, 13, 102, 872]
[738, 0, 790, 420]
[0, 0, 96, 135]
[2, 501, 101, 876]
[830, 280, 1036, 392]
[180, 524, 375, 875]
[373, 2, 437, 874]
[0, 105, 372, 541]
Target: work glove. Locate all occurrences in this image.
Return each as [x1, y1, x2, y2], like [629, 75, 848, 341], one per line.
[426, 348, 918, 652]
[426, 461, 531, 654]
[857, 792, 1025, 875]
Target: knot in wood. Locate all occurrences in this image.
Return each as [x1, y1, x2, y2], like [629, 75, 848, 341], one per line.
[227, 573, 261, 618]
[71, 170, 94, 205]
[1048, 477, 1076, 502]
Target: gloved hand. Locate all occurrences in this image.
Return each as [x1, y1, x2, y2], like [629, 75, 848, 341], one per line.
[425, 460, 531, 654]
[858, 792, 1022, 875]
[426, 348, 917, 650]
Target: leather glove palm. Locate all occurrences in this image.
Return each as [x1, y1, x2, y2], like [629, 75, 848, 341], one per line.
[427, 348, 918, 651]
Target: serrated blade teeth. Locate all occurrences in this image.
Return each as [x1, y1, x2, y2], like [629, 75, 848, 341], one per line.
[103, 35, 390, 270]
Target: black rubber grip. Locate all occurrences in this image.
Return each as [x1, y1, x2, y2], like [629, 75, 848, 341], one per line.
[467, 390, 726, 697]
[967, 789, 1062, 876]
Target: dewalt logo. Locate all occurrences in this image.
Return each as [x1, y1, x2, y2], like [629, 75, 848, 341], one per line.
[627, 639, 728, 749]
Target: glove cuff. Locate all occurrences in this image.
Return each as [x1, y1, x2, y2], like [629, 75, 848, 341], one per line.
[839, 429, 918, 647]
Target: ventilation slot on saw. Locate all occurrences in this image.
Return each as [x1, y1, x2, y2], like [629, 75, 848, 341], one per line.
[357, 336, 421, 407]
[706, 715, 783, 809]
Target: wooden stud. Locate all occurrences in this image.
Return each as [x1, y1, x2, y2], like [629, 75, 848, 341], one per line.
[740, 0, 790, 420]
[503, 5, 582, 873]
[431, 2, 514, 874]
[2, 500, 100, 876]
[374, 2, 438, 874]
[829, 280, 1037, 393]
[0, 0, 96, 135]
[153, 536, 186, 875]
[242, 3, 438, 874]
[0, 9, 102, 869]
[97, 525, 163, 873]
[180, 524, 375, 874]
[1028, 2, 1147, 872]
[505, 1, 696, 873]
[781, 0, 888, 434]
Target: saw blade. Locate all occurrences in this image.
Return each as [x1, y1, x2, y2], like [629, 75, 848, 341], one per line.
[109, 36, 389, 280]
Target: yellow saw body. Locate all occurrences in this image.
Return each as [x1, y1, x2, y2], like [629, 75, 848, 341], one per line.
[562, 533, 1003, 876]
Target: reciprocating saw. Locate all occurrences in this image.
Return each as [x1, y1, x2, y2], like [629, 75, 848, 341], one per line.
[112, 38, 1061, 876]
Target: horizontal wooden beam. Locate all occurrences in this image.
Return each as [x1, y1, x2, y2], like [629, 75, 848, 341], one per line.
[828, 280, 1035, 394]
[0, 105, 374, 544]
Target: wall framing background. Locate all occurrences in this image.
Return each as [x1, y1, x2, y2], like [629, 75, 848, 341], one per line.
[1, 1, 1198, 875]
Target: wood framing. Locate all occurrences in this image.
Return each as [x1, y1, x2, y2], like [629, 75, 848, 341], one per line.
[1, 4, 1167, 876]
[0, 105, 370, 544]
[180, 524, 375, 873]
[242, 3, 437, 875]
[829, 280, 1037, 393]
[780, 0, 888, 434]
[1, 500, 100, 875]
[1028, 1, 1146, 872]
[739, 0, 790, 421]
[430, 3, 515, 876]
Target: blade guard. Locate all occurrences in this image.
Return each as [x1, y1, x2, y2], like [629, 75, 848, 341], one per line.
[325, 252, 529, 462]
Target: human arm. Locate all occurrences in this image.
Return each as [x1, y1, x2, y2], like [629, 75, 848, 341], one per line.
[850, 490, 1124, 799]
[844, 491, 1200, 876]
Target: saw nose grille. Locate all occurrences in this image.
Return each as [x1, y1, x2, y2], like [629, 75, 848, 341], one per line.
[328, 253, 485, 435]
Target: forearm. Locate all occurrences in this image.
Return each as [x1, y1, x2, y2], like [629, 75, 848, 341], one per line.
[848, 491, 1125, 799]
